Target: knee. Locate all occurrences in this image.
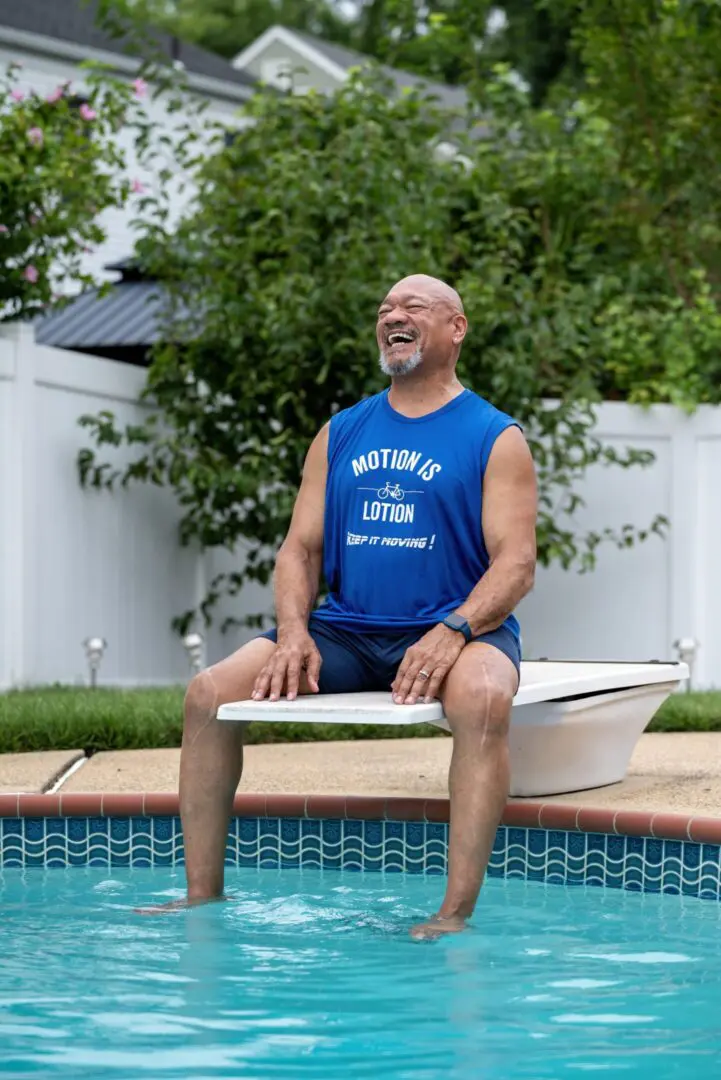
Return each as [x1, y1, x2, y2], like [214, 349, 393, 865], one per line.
[444, 670, 513, 740]
[183, 669, 219, 730]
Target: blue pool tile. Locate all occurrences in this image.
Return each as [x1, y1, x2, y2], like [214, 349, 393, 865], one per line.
[664, 840, 682, 865]
[683, 843, 701, 869]
[238, 818, 258, 844]
[2, 818, 21, 836]
[363, 821, 383, 849]
[281, 818, 300, 843]
[301, 819, 321, 839]
[645, 839, 663, 865]
[426, 823, 447, 846]
[152, 817, 173, 842]
[322, 819, 341, 846]
[405, 822, 424, 849]
[507, 827, 526, 851]
[585, 833, 606, 854]
[344, 820, 363, 839]
[24, 819, 45, 843]
[68, 818, 88, 842]
[131, 816, 152, 837]
[506, 855, 527, 878]
[606, 836, 625, 864]
[567, 832, 586, 859]
[625, 835, 645, 858]
[546, 830, 566, 853]
[110, 818, 129, 841]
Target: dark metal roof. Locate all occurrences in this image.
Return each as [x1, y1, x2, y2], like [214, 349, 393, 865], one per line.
[0, 0, 256, 93]
[35, 278, 165, 349]
[291, 28, 468, 111]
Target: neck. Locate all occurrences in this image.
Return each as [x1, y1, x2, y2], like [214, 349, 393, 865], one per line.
[388, 368, 464, 418]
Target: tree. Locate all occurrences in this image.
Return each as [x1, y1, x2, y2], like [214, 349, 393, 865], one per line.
[77, 64, 667, 634]
[0, 65, 141, 320]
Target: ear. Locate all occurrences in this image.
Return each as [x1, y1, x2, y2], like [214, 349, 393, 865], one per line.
[451, 313, 468, 346]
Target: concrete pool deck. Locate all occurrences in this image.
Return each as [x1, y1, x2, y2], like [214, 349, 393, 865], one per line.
[1, 734, 720, 818]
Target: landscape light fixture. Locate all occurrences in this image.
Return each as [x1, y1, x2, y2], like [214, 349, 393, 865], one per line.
[182, 631, 205, 675]
[82, 636, 107, 689]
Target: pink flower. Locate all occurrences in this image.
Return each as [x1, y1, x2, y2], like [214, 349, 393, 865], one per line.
[79, 103, 97, 122]
[46, 85, 64, 103]
[131, 179, 145, 194]
[27, 127, 44, 147]
[10, 88, 24, 102]
[23, 265, 39, 284]
[0, 225, 8, 234]
[132, 77, 148, 98]
[30, 213, 41, 225]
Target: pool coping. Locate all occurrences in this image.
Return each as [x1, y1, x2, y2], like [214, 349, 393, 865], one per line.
[0, 793, 720, 843]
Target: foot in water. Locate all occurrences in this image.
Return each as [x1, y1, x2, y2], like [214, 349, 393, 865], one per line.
[134, 895, 229, 916]
[409, 913, 468, 941]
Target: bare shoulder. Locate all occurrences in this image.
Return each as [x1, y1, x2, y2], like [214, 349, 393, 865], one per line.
[486, 424, 535, 477]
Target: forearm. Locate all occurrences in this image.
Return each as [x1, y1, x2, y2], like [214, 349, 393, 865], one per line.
[273, 542, 322, 636]
[454, 555, 535, 638]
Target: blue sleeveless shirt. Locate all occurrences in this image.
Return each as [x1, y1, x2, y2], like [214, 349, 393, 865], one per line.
[313, 389, 521, 641]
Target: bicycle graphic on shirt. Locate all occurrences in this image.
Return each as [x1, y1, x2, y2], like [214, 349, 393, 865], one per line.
[357, 482, 424, 501]
[377, 481, 405, 501]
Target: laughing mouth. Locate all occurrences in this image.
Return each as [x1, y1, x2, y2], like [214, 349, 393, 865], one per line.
[386, 331, 417, 346]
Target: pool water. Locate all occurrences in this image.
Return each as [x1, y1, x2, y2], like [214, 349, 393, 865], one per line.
[1, 868, 721, 1079]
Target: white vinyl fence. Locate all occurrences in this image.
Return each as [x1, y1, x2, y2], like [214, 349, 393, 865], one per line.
[1, 322, 720, 690]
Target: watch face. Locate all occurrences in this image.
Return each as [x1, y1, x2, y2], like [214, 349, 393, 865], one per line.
[445, 615, 464, 629]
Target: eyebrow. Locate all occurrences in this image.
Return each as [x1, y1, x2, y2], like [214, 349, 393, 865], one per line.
[378, 294, 428, 310]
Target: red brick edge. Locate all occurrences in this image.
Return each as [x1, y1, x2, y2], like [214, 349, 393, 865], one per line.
[0, 792, 719, 843]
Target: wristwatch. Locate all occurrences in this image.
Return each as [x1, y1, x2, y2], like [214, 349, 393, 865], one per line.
[442, 613, 473, 644]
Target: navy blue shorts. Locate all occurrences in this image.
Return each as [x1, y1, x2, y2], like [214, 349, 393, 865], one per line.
[258, 615, 521, 695]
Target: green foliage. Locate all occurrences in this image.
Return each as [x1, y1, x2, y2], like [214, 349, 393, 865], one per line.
[0, 685, 717, 753]
[0, 64, 138, 320]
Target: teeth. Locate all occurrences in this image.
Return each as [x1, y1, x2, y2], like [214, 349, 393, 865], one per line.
[388, 332, 414, 344]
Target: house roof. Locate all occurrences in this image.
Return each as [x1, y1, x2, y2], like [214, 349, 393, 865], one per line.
[35, 262, 165, 350]
[233, 24, 467, 112]
[0, 0, 257, 96]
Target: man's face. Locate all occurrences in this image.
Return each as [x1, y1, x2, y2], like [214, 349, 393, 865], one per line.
[376, 285, 459, 376]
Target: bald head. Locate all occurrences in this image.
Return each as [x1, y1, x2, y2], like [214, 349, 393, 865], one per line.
[376, 274, 468, 377]
[390, 274, 465, 315]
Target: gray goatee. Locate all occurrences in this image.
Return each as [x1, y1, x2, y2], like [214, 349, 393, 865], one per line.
[378, 346, 423, 377]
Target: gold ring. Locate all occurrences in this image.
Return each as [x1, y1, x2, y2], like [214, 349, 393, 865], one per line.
[418, 670, 430, 680]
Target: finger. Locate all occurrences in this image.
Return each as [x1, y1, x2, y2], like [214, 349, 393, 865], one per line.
[251, 664, 273, 700]
[268, 656, 290, 701]
[405, 665, 437, 705]
[394, 656, 424, 704]
[392, 648, 415, 697]
[305, 647, 322, 694]
[421, 669, 445, 704]
[285, 655, 303, 701]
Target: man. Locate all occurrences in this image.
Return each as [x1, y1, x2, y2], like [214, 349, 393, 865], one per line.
[177, 273, 537, 939]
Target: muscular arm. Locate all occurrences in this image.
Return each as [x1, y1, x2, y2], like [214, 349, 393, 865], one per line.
[455, 425, 537, 636]
[273, 423, 328, 636]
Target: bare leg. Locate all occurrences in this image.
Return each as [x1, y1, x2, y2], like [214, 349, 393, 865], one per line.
[411, 644, 517, 940]
[137, 637, 275, 913]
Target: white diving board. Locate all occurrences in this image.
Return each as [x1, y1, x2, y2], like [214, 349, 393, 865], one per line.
[217, 660, 688, 797]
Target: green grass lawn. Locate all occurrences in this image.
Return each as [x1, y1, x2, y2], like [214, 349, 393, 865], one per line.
[0, 684, 719, 755]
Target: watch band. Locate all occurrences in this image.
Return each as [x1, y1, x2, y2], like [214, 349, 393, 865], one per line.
[442, 615, 473, 644]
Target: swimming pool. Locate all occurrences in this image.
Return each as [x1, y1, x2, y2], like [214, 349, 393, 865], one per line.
[1, 796, 721, 1078]
[2, 866, 721, 1078]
